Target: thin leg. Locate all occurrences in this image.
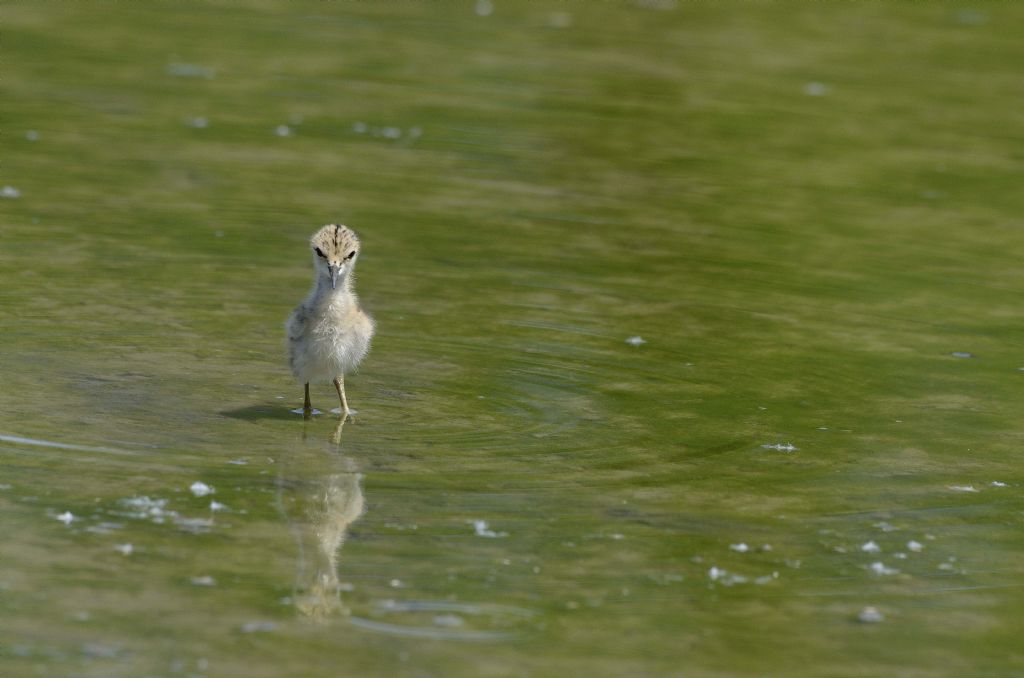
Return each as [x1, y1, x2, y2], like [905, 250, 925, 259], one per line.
[303, 382, 312, 419]
[333, 375, 350, 416]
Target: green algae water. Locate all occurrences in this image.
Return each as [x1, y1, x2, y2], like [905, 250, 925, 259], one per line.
[4, 3, 1024, 676]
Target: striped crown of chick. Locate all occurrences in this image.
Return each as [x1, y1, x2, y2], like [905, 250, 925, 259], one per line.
[310, 224, 361, 290]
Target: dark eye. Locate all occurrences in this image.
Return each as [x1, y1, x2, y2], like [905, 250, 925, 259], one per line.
[314, 247, 326, 258]
[346, 251, 356, 260]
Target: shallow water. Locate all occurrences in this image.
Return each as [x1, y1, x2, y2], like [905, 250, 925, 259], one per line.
[5, 3, 1024, 676]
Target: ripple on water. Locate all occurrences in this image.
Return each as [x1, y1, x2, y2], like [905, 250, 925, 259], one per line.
[349, 600, 537, 641]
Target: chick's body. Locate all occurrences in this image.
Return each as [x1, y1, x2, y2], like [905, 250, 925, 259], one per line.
[286, 224, 374, 415]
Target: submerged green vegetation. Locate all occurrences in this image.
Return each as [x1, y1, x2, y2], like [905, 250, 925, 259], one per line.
[4, 2, 1024, 676]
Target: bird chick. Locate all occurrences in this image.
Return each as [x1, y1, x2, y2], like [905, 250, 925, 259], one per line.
[286, 224, 375, 417]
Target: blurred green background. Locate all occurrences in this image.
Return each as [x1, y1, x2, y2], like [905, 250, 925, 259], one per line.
[4, 2, 1024, 676]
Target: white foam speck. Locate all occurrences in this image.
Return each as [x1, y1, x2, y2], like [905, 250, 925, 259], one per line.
[625, 335, 646, 346]
[1, 186, 22, 199]
[113, 543, 133, 556]
[708, 566, 748, 585]
[948, 485, 979, 493]
[861, 540, 881, 554]
[352, 121, 368, 134]
[475, 0, 493, 16]
[990, 481, 1008, 487]
[56, 511, 75, 525]
[869, 561, 899, 576]
[190, 576, 216, 586]
[190, 481, 214, 497]
[210, 501, 227, 512]
[389, 579, 404, 588]
[761, 443, 797, 452]
[471, 520, 508, 538]
[729, 543, 749, 553]
[858, 606, 884, 623]
[907, 540, 924, 553]
[25, 130, 40, 141]
[275, 124, 292, 137]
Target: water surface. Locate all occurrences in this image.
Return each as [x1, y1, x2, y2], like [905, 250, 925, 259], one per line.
[4, 3, 1024, 676]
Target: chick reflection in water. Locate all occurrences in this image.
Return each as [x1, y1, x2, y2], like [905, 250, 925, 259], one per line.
[278, 416, 365, 621]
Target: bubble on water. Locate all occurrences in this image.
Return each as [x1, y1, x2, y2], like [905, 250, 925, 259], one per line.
[761, 442, 797, 452]
[119, 496, 171, 522]
[56, 511, 75, 525]
[210, 501, 227, 512]
[708, 566, 748, 585]
[948, 485, 979, 493]
[113, 543, 133, 556]
[190, 481, 214, 497]
[729, 543, 749, 553]
[868, 561, 899, 576]
[390, 579, 404, 588]
[275, 124, 292, 137]
[625, 335, 646, 346]
[804, 82, 828, 96]
[1, 186, 22, 199]
[861, 540, 881, 554]
[858, 606, 884, 623]
[950, 351, 974, 359]
[907, 540, 924, 553]
[470, 519, 508, 538]
[990, 481, 1008, 487]
[190, 575, 216, 586]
